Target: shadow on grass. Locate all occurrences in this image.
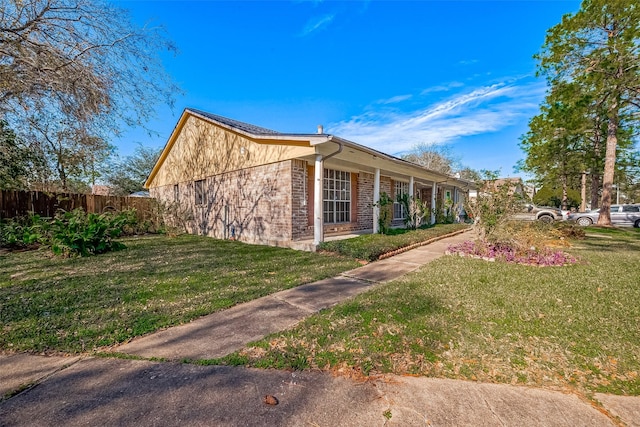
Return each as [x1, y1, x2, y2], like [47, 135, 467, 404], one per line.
[0, 234, 359, 353]
[577, 227, 640, 253]
[235, 288, 449, 374]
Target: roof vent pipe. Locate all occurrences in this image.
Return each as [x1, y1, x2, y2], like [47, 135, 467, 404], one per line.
[317, 125, 323, 134]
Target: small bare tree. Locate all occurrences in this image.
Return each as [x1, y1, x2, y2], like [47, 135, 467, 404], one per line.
[465, 172, 525, 244]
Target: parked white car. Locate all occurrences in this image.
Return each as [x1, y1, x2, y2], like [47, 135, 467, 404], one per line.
[567, 204, 640, 227]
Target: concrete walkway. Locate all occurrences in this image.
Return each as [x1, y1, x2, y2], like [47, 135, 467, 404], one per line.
[2, 230, 639, 426]
[112, 229, 471, 361]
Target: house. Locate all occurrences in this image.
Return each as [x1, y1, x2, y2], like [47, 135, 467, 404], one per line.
[145, 108, 475, 250]
[469, 177, 535, 200]
[91, 185, 112, 196]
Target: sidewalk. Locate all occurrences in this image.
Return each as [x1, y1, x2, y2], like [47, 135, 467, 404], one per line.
[111, 229, 472, 361]
[2, 230, 639, 426]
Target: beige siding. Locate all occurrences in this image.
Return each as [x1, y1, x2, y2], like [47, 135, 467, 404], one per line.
[149, 115, 314, 188]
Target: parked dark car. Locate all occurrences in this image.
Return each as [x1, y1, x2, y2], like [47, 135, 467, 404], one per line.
[567, 204, 640, 227]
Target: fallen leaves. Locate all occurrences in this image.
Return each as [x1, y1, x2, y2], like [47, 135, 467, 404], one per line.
[263, 395, 278, 405]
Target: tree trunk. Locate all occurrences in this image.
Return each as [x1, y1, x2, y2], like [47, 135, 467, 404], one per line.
[597, 103, 619, 226]
[590, 172, 600, 209]
[561, 174, 568, 210]
[580, 171, 587, 212]
[590, 122, 602, 209]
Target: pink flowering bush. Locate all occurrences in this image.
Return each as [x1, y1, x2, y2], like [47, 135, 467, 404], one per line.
[447, 240, 578, 266]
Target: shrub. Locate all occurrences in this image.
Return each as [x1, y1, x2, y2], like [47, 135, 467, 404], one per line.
[465, 173, 526, 243]
[1, 207, 164, 255]
[533, 185, 581, 209]
[397, 193, 429, 229]
[0, 215, 47, 249]
[462, 172, 581, 266]
[373, 192, 394, 234]
[49, 208, 134, 257]
[319, 223, 468, 261]
[118, 208, 165, 236]
[551, 221, 586, 240]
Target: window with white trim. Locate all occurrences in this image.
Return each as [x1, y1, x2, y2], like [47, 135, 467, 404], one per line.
[393, 181, 409, 220]
[174, 184, 179, 202]
[194, 179, 205, 205]
[323, 169, 351, 223]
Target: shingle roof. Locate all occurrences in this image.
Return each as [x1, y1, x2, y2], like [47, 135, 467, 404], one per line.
[187, 108, 282, 136]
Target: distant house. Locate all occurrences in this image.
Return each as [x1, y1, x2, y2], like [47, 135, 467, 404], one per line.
[145, 109, 475, 250]
[91, 185, 111, 196]
[485, 177, 528, 198]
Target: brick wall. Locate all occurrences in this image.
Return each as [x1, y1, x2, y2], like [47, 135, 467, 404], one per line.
[150, 161, 294, 245]
[291, 159, 310, 239]
[357, 172, 374, 230]
[149, 161, 420, 247]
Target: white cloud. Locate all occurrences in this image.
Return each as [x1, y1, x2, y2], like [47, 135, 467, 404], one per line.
[376, 94, 413, 104]
[459, 59, 479, 66]
[421, 81, 464, 94]
[299, 14, 335, 36]
[328, 79, 545, 155]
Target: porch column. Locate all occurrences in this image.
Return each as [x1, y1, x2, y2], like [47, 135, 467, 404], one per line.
[431, 181, 437, 224]
[409, 176, 414, 198]
[373, 168, 380, 234]
[453, 187, 459, 222]
[313, 154, 323, 245]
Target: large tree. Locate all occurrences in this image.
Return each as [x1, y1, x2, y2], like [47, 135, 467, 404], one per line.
[21, 110, 113, 191]
[402, 144, 480, 180]
[0, 0, 179, 190]
[105, 145, 161, 196]
[520, 83, 588, 209]
[536, 0, 640, 225]
[0, 120, 34, 189]
[402, 144, 459, 175]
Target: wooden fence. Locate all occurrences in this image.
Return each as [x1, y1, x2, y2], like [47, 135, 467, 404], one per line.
[0, 190, 159, 221]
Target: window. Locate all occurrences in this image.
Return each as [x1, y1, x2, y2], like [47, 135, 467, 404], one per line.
[194, 179, 205, 205]
[393, 181, 409, 220]
[622, 205, 639, 213]
[173, 184, 179, 202]
[323, 169, 351, 223]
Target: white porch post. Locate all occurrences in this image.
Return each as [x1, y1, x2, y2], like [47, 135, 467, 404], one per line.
[409, 176, 414, 198]
[373, 168, 380, 234]
[431, 181, 437, 224]
[453, 187, 459, 222]
[313, 154, 323, 245]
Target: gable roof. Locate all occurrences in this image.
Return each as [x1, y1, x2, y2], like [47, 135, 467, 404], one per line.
[187, 108, 283, 136]
[146, 108, 477, 190]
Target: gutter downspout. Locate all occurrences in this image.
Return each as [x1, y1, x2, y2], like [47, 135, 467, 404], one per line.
[320, 137, 342, 162]
[313, 137, 342, 247]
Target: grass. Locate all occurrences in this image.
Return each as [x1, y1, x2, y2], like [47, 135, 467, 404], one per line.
[319, 223, 469, 260]
[0, 234, 359, 354]
[230, 226, 640, 396]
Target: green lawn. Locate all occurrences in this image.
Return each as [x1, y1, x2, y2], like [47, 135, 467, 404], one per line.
[0, 235, 359, 353]
[319, 223, 469, 261]
[230, 227, 640, 396]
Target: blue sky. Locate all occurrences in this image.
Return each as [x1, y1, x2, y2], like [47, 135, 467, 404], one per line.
[119, 0, 582, 177]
